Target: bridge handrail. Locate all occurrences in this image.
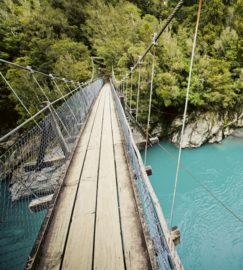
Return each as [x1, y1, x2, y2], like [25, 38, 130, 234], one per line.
[110, 79, 182, 269]
[0, 79, 104, 270]
[0, 85, 81, 143]
[0, 58, 93, 84]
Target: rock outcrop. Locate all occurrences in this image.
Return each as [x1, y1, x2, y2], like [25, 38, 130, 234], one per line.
[9, 163, 66, 201]
[151, 111, 243, 148]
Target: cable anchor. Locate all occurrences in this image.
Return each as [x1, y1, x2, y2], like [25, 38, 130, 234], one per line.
[49, 74, 55, 80]
[26, 66, 34, 74]
[152, 33, 158, 47]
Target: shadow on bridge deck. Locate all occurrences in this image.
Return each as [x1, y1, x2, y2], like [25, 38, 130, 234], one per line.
[26, 83, 159, 270]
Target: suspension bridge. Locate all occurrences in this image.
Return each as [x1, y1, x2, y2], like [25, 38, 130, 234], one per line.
[3, 0, 240, 269]
[0, 69, 183, 269]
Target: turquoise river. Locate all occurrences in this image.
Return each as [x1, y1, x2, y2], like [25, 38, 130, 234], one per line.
[141, 136, 243, 270]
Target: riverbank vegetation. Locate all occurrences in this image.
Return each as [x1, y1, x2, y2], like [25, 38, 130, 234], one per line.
[1, 0, 243, 132]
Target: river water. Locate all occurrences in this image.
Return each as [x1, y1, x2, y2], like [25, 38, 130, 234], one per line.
[141, 136, 243, 270]
[0, 186, 46, 270]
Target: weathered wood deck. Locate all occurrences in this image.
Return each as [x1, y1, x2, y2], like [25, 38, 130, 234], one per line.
[27, 83, 159, 269]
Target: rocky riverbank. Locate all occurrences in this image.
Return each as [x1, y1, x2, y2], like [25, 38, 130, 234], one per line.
[151, 111, 243, 148]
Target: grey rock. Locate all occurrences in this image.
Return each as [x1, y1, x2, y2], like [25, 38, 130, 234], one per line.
[9, 163, 66, 201]
[152, 123, 162, 138]
[159, 111, 243, 148]
[232, 128, 243, 138]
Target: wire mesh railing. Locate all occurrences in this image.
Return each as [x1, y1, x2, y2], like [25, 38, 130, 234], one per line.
[0, 78, 104, 270]
[110, 79, 175, 270]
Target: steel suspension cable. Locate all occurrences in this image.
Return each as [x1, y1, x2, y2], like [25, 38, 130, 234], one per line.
[126, 74, 128, 104]
[31, 72, 71, 137]
[76, 82, 88, 115]
[0, 58, 73, 83]
[136, 57, 142, 122]
[0, 72, 42, 130]
[21, 90, 39, 112]
[64, 80, 74, 97]
[144, 40, 157, 166]
[91, 58, 95, 82]
[67, 80, 84, 116]
[170, 0, 203, 230]
[51, 76, 79, 123]
[0, 85, 80, 143]
[129, 68, 133, 118]
[64, 79, 79, 111]
[0, 57, 97, 86]
[113, 0, 186, 83]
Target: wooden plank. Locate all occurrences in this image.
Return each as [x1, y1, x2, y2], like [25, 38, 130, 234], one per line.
[61, 87, 107, 270]
[170, 226, 181, 246]
[110, 92, 152, 270]
[94, 86, 125, 270]
[133, 166, 153, 177]
[66, 136, 77, 143]
[62, 149, 99, 270]
[24, 156, 65, 172]
[136, 137, 159, 150]
[88, 89, 107, 151]
[145, 165, 153, 176]
[114, 144, 152, 270]
[125, 106, 184, 269]
[35, 88, 106, 270]
[126, 108, 137, 113]
[109, 91, 122, 145]
[75, 123, 83, 128]
[36, 185, 77, 270]
[29, 194, 54, 213]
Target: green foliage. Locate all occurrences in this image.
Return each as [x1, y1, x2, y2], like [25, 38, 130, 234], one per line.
[0, 0, 92, 128]
[1, 0, 243, 131]
[89, 0, 243, 126]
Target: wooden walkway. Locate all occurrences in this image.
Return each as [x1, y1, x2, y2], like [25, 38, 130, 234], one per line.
[29, 84, 157, 269]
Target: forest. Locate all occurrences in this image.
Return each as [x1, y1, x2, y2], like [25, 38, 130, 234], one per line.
[1, 0, 243, 133]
